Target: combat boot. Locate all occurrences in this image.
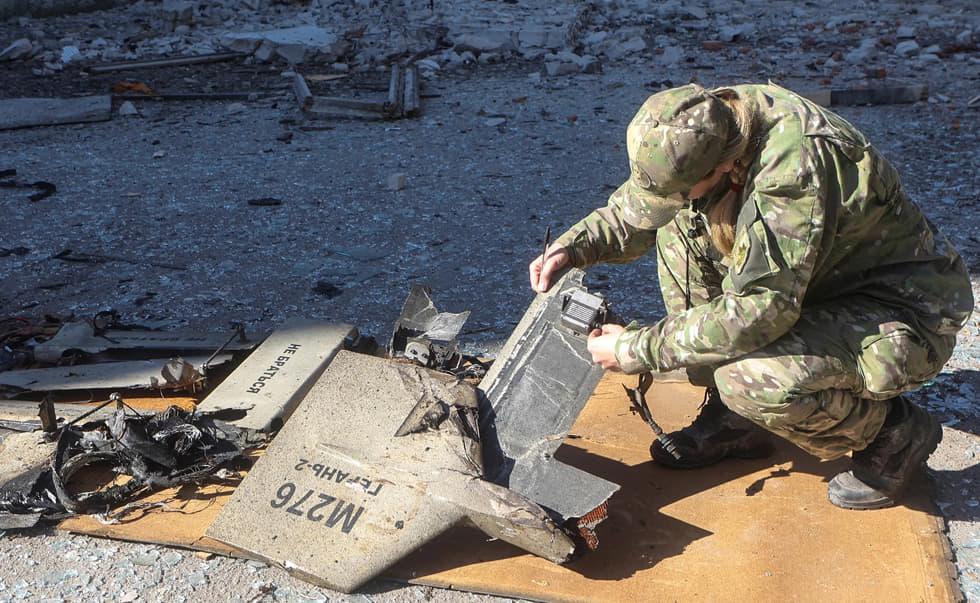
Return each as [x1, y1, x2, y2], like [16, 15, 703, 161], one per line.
[651, 388, 775, 469]
[827, 397, 942, 510]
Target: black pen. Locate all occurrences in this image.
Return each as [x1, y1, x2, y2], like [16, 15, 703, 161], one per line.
[540, 225, 551, 289]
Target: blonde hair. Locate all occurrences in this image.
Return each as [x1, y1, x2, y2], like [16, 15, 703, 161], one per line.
[704, 87, 759, 256]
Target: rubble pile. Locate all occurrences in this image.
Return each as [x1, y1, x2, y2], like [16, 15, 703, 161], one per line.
[0, 0, 975, 88]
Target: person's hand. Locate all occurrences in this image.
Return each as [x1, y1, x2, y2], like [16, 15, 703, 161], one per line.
[587, 324, 626, 370]
[529, 245, 570, 293]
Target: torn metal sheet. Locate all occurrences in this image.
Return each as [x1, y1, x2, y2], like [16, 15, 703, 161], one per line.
[0, 354, 232, 396]
[195, 320, 356, 432]
[32, 321, 256, 365]
[388, 285, 469, 371]
[478, 268, 620, 526]
[206, 351, 574, 593]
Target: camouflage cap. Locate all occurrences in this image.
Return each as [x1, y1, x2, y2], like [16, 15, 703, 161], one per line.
[616, 85, 734, 229]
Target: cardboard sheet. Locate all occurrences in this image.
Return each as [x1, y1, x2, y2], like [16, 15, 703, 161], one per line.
[391, 375, 960, 602]
[56, 373, 960, 602]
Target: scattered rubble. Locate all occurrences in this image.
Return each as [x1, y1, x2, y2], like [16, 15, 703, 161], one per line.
[0, 0, 977, 601]
[0, 0, 976, 106]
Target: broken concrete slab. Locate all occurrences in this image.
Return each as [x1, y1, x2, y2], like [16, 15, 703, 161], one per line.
[0, 96, 111, 131]
[220, 26, 349, 65]
[206, 351, 574, 593]
[306, 96, 396, 120]
[32, 321, 256, 365]
[194, 320, 355, 432]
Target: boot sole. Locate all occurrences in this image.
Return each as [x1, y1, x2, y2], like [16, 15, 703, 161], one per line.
[828, 411, 943, 510]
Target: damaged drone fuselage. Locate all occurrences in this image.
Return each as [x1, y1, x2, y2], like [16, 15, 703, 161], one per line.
[207, 269, 620, 592]
[207, 351, 575, 593]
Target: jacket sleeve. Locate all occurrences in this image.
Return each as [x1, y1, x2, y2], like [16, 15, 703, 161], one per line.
[613, 168, 827, 374]
[553, 187, 663, 268]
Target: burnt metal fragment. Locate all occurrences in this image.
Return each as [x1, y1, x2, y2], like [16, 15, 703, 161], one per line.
[478, 268, 620, 535]
[0, 400, 254, 524]
[388, 285, 469, 372]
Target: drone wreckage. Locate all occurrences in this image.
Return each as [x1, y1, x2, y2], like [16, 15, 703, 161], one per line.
[0, 269, 624, 592]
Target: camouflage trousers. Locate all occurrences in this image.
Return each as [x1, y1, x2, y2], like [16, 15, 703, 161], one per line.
[655, 209, 955, 460]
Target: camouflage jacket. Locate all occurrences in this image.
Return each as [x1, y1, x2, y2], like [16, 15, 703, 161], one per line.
[554, 83, 973, 374]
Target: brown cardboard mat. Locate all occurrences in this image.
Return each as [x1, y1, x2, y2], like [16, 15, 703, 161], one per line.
[57, 374, 960, 602]
[388, 375, 960, 602]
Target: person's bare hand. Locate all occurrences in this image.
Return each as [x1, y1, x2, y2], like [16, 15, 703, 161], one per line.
[587, 324, 626, 370]
[529, 245, 570, 293]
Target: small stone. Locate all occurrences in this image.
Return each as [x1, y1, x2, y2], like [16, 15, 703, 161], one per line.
[844, 39, 877, 63]
[0, 38, 33, 61]
[187, 572, 208, 586]
[603, 34, 646, 61]
[161, 551, 183, 566]
[576, 54, 601, 73]
[895, 40, 920, 57]
[544, 60, 579, 76]
[658, 45, 685, 65]
[896, 26, 916, 39]
[133, 552, 159, 566]
[386, 172, 406, 191]
[119, 101, 140, 117]
[583, 31, 608, 46]
[60, 45, 79, 63]
[719, 25, 753, 43]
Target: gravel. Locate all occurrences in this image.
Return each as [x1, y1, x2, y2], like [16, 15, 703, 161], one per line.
[0, 0, 978, 601]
